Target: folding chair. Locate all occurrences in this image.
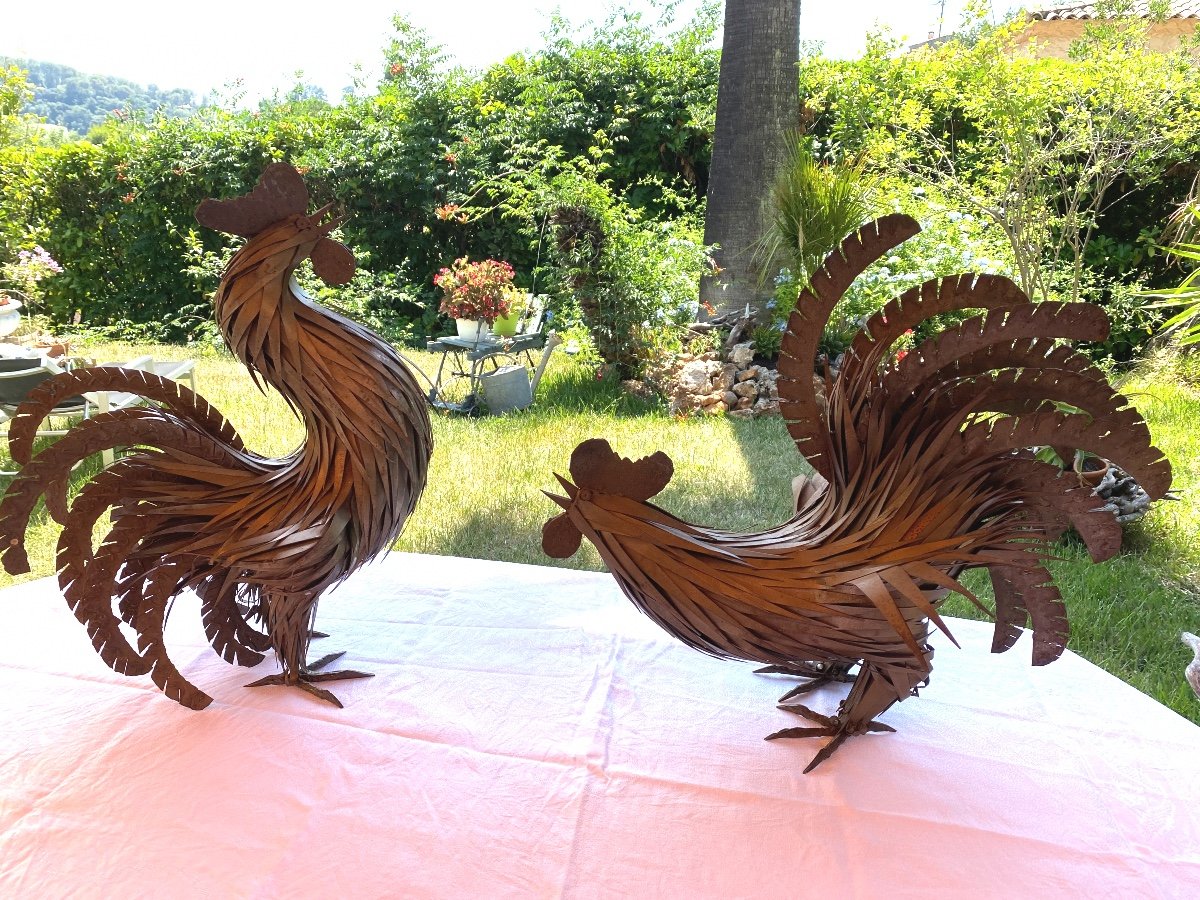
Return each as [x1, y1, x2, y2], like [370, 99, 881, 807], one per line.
[0, 358, 94, 476]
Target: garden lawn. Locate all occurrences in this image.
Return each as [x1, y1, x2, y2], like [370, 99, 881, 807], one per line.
[2, 343, 1197, 725]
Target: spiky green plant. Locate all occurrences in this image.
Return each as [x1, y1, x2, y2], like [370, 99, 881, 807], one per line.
[754, 135, 880, 289]
[1145, 204, 1200, 347]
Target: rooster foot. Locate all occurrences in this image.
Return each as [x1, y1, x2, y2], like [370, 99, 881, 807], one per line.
[764, 702, 895, 773]
[245, 651, 374, 708]
[754, 661, 857, 703]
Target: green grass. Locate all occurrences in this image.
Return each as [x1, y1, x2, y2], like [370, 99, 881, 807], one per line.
[3, 341, 1198, 724]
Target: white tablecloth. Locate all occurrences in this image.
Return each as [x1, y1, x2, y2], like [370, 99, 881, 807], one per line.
[2, 554, 1198, 898]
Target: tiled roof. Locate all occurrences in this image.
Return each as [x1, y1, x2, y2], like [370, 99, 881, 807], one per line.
[1029, 1, 1200, 20]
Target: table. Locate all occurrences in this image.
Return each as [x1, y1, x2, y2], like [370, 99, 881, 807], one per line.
[424, 332, 546, 413]
[2, 554, 1198, 898]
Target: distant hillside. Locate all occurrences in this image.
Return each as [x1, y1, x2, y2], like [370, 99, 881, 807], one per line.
[1, 58, 199, 134]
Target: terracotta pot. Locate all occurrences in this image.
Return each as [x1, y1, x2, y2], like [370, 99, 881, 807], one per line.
[35, 340, 71, 359]
[1074, 454, 1111, 489]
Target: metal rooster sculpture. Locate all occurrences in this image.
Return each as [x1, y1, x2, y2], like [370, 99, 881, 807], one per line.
[0, 163, 433, 709]
[543, 214, 1172, 772]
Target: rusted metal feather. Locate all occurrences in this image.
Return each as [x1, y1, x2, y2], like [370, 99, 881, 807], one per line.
[0, 163, 434, 708]
[543, 215, 1172, 771]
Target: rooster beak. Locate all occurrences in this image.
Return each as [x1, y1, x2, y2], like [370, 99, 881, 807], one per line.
[309, 202, 344, 234]
[554, 473, 579, 500]
[542, 490, 570, 510]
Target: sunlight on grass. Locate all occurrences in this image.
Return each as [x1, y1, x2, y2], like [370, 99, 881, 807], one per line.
[2, 341, 1197, 723]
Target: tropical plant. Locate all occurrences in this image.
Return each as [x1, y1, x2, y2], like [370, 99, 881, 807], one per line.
[1145, 205, 1200, 347]
[701, 0, 801, 317]
[753, 134, 879, 291]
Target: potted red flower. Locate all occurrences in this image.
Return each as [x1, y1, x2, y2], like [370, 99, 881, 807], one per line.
[434, 257, 517, 341]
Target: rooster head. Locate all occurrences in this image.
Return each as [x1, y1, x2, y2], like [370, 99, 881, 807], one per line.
[195, 162, 355, 286]
[542, 438, 674, 558]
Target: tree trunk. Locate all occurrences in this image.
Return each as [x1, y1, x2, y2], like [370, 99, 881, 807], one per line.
[700, 0, 801, 318]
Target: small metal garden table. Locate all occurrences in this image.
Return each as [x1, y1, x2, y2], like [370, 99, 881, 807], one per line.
[424, 331, 547, 414]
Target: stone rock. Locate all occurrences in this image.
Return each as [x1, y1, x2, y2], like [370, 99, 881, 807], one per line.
[736, 368, 758, 383]
[753, 397, 781, 417]
[715, 364, 737, 393]
[621, 379, 656, 402]
[699, 350, 719, 362]
[728, 408, 754, 420]
[736, 396, 754, 410]
[728, 342, 755, 368]
[703, 400, 727, 415]
[670, 389, 700, 416]
[723, 390, 738, 408]
[700, 391, 724, 407]
[732, 380, 759, 400]
[811, 375, 826, 415]
[1096, 464, 1152, 524]
[678, 360, 711, 394]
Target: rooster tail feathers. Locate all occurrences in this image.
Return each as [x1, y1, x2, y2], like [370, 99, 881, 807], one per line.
[987, 563, 1070, 665]
[777, 214, 921, 478]
[7, 367, 243, 466]
[840, 273, 1031, 388]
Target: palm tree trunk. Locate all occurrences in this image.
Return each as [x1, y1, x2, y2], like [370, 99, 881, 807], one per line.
[700, 0, 801, 318]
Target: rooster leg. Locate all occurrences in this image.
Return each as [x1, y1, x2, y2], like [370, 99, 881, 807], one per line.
[754, 660, 857, 702]
[245, 601, 373, 706]
[244, 652, 373, 708]
[244, 665, 374, 707]
[765, 663, 920, 773]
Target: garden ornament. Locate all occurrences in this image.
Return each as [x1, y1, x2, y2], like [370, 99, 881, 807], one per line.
[0, 163, 433, 709]
[543, 214, 1172, 772]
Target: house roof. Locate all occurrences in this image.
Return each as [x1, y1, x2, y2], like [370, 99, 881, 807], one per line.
[1029, 1, 1200, 20]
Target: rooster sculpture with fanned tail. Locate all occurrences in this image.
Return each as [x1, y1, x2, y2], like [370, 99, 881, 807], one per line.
[543, 214, 1172, 772]
[0, 163, 433, 709]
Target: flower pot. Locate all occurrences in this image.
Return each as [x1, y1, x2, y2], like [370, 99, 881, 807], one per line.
[1074, 454, 1111, 489]
[492, 310, 519, 337]
[0, 298, 22, 338]
[455, 318, 492, 341]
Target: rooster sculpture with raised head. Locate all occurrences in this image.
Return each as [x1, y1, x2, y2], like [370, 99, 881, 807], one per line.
[543, 214, 1172, 772]
[0, 163, 433, 709]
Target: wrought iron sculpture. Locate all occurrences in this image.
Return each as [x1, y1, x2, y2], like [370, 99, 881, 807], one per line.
[0, 163, 433, 709]
[544, 214, 1172, 772]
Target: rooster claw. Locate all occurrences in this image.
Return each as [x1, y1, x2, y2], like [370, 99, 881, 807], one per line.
[755, 661, 857, 703]
[765, 703, 896, 773]
[245, 651, 374, 708]
[308, 650, 346, 670]
[775, 701, 838, 728]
